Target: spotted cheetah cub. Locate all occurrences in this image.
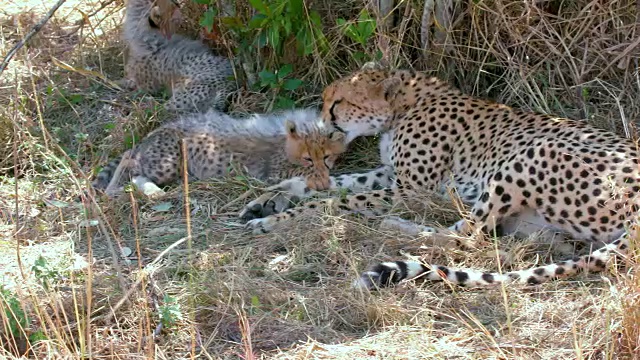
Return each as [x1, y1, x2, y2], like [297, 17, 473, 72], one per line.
[122, 0, 236, 112]
[92, 109, 347, 198]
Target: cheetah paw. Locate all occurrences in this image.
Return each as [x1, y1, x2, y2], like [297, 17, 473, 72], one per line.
[115, 78, 136, 90]
[144, 187, 166, 199]
[244, 217, 276, 234]
[239, 192, 298, 221]
[130, 176, 166, 199]
[379, 216, 436, 235]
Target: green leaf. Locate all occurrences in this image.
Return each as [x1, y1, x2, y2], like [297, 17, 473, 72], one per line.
[251, 295, 261, 308]
[344, 26, 360, 44]
[152, 202, 173, 212]
[248, 0, 270, 15]
[277, 64, 293, 79]
[358, 9, 372, 22]
[267, 25, 281, 52]
[44, 199, 69, 208]
[1, 287, 28, 337]
[192, 0, 211, 4]
[336, 18, 347, 27]
[199, 8, 217, 32]
[353, 51, 367, 62]
[248, 13, 268, 29]
[274, 96, 296, 110]
[282, 16, 292, 36]
[29, 330, 47, 343]
[124, 133, 140, 149]
[288, 0, 304, 17]
[69, 93, 84, 104]
[79, 219, 99, 227]
[296, 29, 312, 56]
[255, 32, 268, 48]
[311, 19, 329, 53]
[258, 69, 277, 85]
[310, 11, 323, 27]
[220, 16, 243, 29]
[283, 78, 303, 91]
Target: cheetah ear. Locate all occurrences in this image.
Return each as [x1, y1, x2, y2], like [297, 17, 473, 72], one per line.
[361, 61, 384, 71]
[379, 76, 402, 102]
[329, 130, 346, 143]
[285, 119, 300, 139]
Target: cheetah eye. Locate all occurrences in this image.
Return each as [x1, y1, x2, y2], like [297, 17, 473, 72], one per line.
[303, 157, 312, 163]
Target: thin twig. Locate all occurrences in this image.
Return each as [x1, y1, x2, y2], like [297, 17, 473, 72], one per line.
[218, 181, 294, 213]
[97, 236, 189, 324]
[65, 0, 120, 38]
[0, 0, 67, 76]
[217, 188, 256, 213]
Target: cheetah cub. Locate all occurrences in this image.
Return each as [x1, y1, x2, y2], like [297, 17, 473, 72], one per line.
[92, 109, 347, 198]
[122, 0, 236, 112]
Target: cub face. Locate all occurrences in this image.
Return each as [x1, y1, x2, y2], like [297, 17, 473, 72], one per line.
[149, 0, 182, 39]
[284, 120, 348, 191]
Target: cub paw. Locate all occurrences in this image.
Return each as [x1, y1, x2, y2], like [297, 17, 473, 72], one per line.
[244, 217, 276, 234]
[239, 192, 299, 221]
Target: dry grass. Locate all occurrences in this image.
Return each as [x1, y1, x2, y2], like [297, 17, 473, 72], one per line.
[1, 0, 639, 358]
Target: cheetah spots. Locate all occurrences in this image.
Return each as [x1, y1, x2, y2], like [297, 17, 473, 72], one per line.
[514, 163, 523, 173]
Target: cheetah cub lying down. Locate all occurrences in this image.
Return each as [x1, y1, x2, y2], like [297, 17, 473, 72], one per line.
[122, 0, 236, 112]
[92, 109, 346, 199]
[243, 66, 640, 290]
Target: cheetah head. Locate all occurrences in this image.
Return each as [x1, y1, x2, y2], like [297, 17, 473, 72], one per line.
[284, 120, 348, 191]
[321, 67, 403, 143]
[149, 0, 182, 40]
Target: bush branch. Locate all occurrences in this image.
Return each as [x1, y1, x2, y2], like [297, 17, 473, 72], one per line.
[0, 0, 67, 76]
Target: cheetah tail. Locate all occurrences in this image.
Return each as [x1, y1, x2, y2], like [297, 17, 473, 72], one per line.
[353, 236, 630, 290]
[92, 156, 123, 190]
[91, 150, 135, 192]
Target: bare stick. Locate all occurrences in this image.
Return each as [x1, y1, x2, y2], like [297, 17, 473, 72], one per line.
[218, 181, 293, 213]
[0, 0, 67, 76]
[97, 236, 189, 324]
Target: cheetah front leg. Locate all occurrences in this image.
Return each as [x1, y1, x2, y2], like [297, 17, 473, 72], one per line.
[244, 187, 398, 234]
[239, 165, 396, 221]
[244, 186, 475, 250]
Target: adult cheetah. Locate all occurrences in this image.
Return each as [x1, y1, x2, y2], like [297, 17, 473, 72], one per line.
[92, 109, 347, 199]
[122, 0, 236, 113]
[242, 66, 640, 290]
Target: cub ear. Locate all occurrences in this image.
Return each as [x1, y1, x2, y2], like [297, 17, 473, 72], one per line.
[360, 61, 387, 71]
[329, 130, 346, 143]
[285, 119, 300, 139]
[379, 76, 402, 101]
[361, 61, 384, 71]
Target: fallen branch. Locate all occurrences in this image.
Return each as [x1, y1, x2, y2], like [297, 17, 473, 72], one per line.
[97, 236, 189, 324]
[0, 0, 67, 76]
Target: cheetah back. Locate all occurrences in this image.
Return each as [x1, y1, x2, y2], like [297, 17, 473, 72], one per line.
[322, 69, 640, 243]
